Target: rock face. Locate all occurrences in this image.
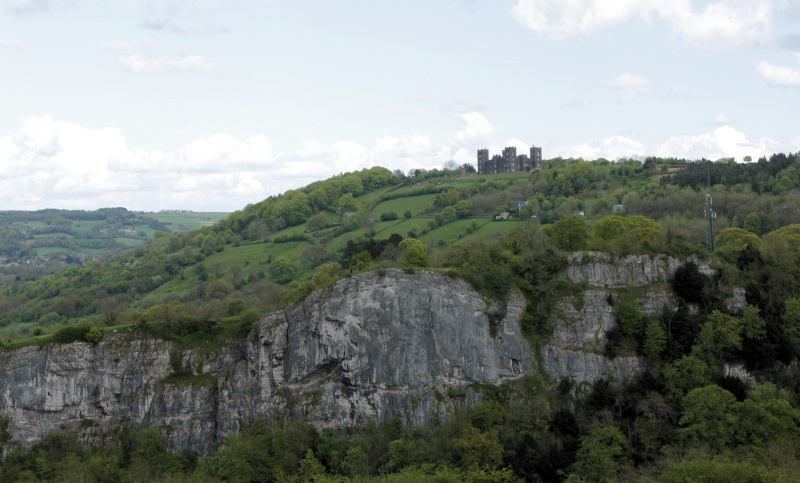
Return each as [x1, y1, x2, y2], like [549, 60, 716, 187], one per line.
[541, 290, 649, 384]
[0, 260, 714, 454]
[562, 252, 713, 287]
[0, 270, 534, 455]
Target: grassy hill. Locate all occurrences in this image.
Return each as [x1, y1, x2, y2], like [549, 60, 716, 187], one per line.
[4, 154, 800, 481]
[2, 153, 800, 345]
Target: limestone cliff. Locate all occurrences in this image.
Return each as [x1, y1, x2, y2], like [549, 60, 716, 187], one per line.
[0, 261, 713, 454]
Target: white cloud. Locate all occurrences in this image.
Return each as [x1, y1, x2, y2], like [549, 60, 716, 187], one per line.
[755, 53, 800, 86]
[453, 112, 498, 144]
[665, 1, 772, 49]
[713, 112, 733, 125]
[611, 73, 653, 100]
[654, 125, 786, 160]
[6, 115, 792, 212]
[0, 112, 506, 210]
[556, 125, 797, 161]
[510, 0, 773, 49]
[0, 116, 280, 211]
[0, 116, 452, 211]
[559, 135, 645, 160]
[504, 137, 534, 153]
[119, 54, 214, 73]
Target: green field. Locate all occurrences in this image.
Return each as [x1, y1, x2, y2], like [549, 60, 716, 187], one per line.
[369, 194, 436, 218]
[147, 212, 230, 232]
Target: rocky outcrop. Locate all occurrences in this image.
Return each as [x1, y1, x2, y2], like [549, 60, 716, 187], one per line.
[0, 261, 711, 455]
[0, 270, 535, 455]
[562, 252, 713, 287]
[541, 290, 646, 384]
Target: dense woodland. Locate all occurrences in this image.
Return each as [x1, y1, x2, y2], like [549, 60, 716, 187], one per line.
[2, 153, 800, 481]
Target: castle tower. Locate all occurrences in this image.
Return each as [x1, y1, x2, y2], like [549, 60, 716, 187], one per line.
[477, 149, 489, 174]
[530, 146, 542, 169]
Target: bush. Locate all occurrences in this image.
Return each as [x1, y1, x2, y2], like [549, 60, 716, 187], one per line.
[51, 323, 92, 344]
[85, 327, 103, 344]
[672, 261, 706, 303]
[380, 212, 398, 221]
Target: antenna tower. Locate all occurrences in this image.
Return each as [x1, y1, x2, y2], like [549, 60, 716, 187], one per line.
[705, 174, 716, 251]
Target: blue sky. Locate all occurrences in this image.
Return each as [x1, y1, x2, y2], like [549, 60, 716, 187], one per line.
[1, 0, 799, 211]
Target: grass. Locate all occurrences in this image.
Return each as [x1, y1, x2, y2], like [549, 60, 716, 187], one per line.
[369, 194, 437, 218]
[147, 212, 229, 232]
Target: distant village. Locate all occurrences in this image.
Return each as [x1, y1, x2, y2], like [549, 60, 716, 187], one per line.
[477, 145, 543, 175]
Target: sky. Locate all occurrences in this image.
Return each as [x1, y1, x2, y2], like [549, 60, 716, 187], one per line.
[1, 0, 799, 212]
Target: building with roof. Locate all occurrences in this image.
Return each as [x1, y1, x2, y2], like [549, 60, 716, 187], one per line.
[477, 145, 542, 175]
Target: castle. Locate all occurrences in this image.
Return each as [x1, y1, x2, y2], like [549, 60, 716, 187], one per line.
[477, 145, 542, 175]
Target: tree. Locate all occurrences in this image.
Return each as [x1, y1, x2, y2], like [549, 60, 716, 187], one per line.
[692, 310, 743, 363]
[569, 423, 629, 481]
[549, 215, 588, 251]
[664, 355, 713, 404]
[306, 212, 327, 231]
[340, 174, 363, 196]
[442, 206, 457, 223]
[659, 457, 778, 482]
[311, 263, 345, 288]
[298, 449, 326, 481]
[715, 227, 761, 254]
[743, 212, 761, 234]
[398, 239, 428, 267]
[617, 299, 643, 335]
[229, 263, 244, 289]
[350, 250, 372, 273]
[737, 382, 800, 445]
[99, 297, 124, 325]
[679, 384, 739, 450]
[592, 215, 627, 242]
[453, 200, 473, 218]
[301, 244, 330, 268]
[672, 261, 706, 303]
[742, 304, 766, 340]
[270, 257, 296, 284]
[308, 188, 329, 211]
[565, 160, 597, 191]
[206, 279, 234, 299]
[643, 318, 667, 360]
[337, 193, 358, 215]
[762, 224, 800, 305]
[452, 427, 503, 470]
[280, 193, 313, 226]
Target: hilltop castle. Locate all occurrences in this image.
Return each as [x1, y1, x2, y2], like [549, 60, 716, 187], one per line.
[477, 145, 542, 175]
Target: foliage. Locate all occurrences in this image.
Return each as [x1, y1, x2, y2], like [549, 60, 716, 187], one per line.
[270, 256, 297, 284]
[569, 423, 629, 482]
[672, 261, 707, 304]
[643, 317, 667, 360]
[6, 156, 800, 480]
[547, 215, 588, 251]
[679, 384, 739, 450]
[658, 456, 784, 483]
[398, 239, 427, 268]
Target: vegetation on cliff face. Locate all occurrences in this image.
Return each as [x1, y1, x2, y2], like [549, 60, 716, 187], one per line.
[3, 154, 800, 481]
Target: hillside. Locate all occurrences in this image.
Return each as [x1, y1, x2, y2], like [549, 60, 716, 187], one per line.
[4, 153, 800, 344]
[1, 154, 800, 480]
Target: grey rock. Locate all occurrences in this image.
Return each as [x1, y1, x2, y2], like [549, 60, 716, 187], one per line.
[563, 252, 713, 287]
[1, 263, 712, 455]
